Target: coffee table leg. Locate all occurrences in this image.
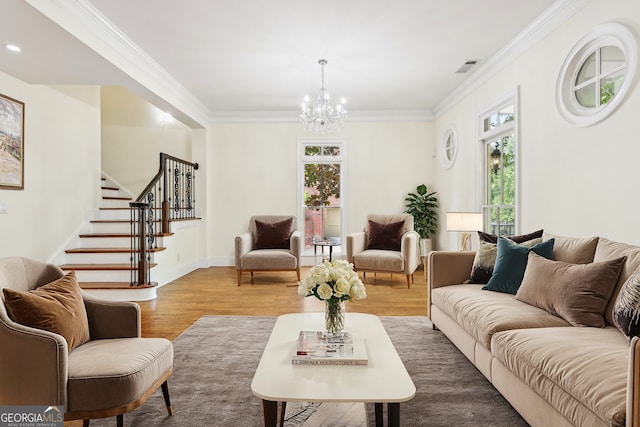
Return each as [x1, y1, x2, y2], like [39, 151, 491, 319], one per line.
[375, 403, 383, 427]
[388, 403, 400, 427]
[262, 400, 277, 426]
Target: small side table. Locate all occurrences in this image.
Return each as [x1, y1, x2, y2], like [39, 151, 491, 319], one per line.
[313, 240, 340, 262]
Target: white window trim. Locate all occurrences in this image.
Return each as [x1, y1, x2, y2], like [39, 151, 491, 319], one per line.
[477, 87, 520, 234]
[297, 138, 347, 256]
[439, 125, 458, 170]
[556, 23, 637, 127]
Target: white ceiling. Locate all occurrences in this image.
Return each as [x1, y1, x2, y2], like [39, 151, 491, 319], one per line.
[1, 0, 579, 127]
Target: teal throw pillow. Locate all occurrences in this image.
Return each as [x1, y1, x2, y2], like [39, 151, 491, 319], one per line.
[482, 237, 555, 294]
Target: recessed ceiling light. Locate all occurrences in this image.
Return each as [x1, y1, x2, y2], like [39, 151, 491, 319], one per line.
[5, 44, 21, 52]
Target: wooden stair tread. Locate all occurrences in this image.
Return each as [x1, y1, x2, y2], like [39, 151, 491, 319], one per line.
[101, 186, 118, 191]
[60, 263, 157, 271]
[78, 232, 174, 238]
[65, 247, 165, 253]
[80, 282, 158, 289]
[90, 219, 161, 223]
[103, 196, 132, 201]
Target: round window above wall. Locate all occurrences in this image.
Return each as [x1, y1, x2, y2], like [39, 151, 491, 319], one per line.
[556, 23, 637, 127]
[439, 125, 458, 169]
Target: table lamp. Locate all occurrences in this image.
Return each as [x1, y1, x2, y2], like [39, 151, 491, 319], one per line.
[446, 212, 483, 251]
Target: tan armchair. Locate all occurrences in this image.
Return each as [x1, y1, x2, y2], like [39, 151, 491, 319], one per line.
[0, 257, 173, 427]
[235, 215, 301, 286]
[346, 214, 420, 288]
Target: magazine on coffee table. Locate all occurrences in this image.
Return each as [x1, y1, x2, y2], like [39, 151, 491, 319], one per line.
[292, 330, 368, 365]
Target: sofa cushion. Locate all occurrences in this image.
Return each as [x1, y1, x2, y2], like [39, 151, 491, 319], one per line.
[431, 284, 570, 349]
[543, 234, 599, 264]
[468, 236, 542, 284]
[516, 253, 626, 327]
[492, 327, 627, 427]
[367, 220, 403, 251]
[482, 237, 554, 294]
[2, 271, 90, 352]
[240, 249, 297, 270]
[613, 265, 640, 339]
[353, 249, 404, 272]
[477, 229, 544, 244]
[254, 218, 292, 249]
[67, 337, 173, 412]
[594, 237, 640, 326]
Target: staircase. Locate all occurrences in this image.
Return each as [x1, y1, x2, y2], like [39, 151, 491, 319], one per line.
[59, 176, 173, 301]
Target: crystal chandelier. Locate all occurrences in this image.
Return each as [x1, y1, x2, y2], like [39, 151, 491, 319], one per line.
[300, 59, 347, 133]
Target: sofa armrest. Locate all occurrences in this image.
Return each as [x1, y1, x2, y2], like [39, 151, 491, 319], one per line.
[290, 230, 301, 261]
[346, 232, 366, 263]
[428, 251, 475, 289]
[0, 316, 67, 406]
[628, 336, 640, 427]
[235, 232, 253, 268]
[401, 231, 420, 274]
[83, 293, 141, 339]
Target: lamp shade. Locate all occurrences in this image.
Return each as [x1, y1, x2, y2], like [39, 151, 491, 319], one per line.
[446, 212, 483, 232]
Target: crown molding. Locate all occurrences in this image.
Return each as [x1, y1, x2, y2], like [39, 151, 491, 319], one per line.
[208, 109, 434, 123]
[433, 0, 593, 117]
[25, 0, 210, 128]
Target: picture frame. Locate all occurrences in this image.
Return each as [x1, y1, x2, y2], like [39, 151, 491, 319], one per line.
[0, 94, 25, 190]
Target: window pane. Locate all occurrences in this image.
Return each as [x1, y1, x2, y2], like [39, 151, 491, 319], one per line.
[498, 105, 515, 125]
[501, 135, 515, 206]
[322, 146, 340, 156]
[601, 69, 625, 105]
[575, 83, 596, 108]
[487, 141, 502, 203]
[305, 146, 321, 156]
[576, 51, 596, 85]
[601, 46, 625, 75]
[304, 163, 341, 207]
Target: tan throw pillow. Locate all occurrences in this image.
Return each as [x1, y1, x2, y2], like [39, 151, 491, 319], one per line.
[2, 271, 90, 352]
[516, 253, 626, 327]
[254, 218, 292, 249]
[367, 220, 404, 251]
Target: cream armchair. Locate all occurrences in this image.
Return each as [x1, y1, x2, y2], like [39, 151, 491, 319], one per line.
[346, 214, 419, 288]
[0, 257, 173, 426]
[235, 215, 301, 286]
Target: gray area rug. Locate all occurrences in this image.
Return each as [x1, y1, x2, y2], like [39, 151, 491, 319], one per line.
[88, 315, 527, 426]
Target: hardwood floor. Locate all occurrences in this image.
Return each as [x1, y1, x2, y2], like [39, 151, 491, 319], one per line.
[65, 265, 428, 426]
[139, 265, 429, 340]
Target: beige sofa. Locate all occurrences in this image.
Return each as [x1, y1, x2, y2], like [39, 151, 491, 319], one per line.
[428, 235, 640, 427]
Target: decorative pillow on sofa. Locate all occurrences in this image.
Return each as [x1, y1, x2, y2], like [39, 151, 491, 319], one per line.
[2, 271, 90, 352]
[468, 232, 543, 284]
[516, 253, 626, 327]
[613, 266, 640, 339]
[543, 234, 599, 264]
[254, 218, 292, 249]
[482, 237, 554, 294]
[367, 220, 404, 251]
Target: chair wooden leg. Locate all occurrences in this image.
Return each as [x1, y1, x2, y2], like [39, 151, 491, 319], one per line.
[296, 268, 300, 281]
[83, 420, 90, 427]
[236, 270, 242, 286]
[406, 275, 411, 289]
[116, 415, 123, 427]
[161, 380, 174, 416]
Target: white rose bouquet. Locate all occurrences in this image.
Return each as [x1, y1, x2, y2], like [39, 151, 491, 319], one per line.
[297, 259, 367, 303]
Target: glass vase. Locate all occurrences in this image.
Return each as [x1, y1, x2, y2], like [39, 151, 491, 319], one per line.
[325, 300, 345, 336]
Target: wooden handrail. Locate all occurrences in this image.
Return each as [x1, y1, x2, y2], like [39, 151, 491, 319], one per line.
[129, 153, 199, 286]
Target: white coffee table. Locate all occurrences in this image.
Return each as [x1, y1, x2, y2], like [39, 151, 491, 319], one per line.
[251, 312, 416, 426]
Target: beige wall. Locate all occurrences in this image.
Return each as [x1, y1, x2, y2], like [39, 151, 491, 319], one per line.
[101, 86, 192, 196]
[433, 0, 640, 250]
[206, 120, 434, 264]
[0, 72, 101, 260]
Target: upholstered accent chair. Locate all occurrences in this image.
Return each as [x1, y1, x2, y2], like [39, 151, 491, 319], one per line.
[0, 257, 174, 427]
[235, 215, 301, 286]
[346, 214, 420, 288]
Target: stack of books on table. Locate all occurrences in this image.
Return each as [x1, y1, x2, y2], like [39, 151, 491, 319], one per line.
[292, 331, 368, 365]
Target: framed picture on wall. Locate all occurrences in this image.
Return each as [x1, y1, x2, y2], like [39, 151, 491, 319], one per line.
[0, 94, 25, 190]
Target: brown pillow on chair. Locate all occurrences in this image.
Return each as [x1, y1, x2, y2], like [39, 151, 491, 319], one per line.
[2, 271, 90, 352]
[254, 218, 293, 249]
[368, 220, 404, 251]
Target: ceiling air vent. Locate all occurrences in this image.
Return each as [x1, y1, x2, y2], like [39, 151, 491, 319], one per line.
[455, 60, 478, 73]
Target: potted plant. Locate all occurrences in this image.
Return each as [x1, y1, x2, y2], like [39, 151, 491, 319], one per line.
[404, 184, 438, 256]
